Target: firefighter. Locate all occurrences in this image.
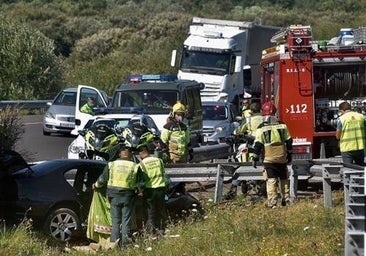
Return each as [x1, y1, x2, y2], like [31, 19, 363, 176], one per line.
[225, 102, 266, 199]
[241, 98, 251, 118]
[234, 102, 265, 140]
[161, 100, 191, 163]
[252, 102, 293, 208]
[335, 101, 366, 166]
[93, 145, 141, 249]
[138, 144, 169, 235]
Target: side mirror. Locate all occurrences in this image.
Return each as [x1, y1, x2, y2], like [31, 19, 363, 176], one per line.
[171, 50, 177, 67]
[234, 56, 242, 72]
[78, 130, 86, 137]
[235, 116, 244, 121]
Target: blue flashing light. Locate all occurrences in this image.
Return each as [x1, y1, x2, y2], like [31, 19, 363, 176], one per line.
[126, 74, 177, 83]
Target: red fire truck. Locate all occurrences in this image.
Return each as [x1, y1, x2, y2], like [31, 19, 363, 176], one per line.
[260, 25, 366, 161]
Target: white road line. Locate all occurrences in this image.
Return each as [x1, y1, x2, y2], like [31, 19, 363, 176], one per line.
[24, 122, 43, 125]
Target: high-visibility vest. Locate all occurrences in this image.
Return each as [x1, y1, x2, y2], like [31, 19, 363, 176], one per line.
[107, 160, 138, 189]
[233, 114, 265, 136]
[80, 103, 94, 115]
[338, 111, 366, 152]
[256, 122, 291, 163]
[161, 121, 190, 156]
[139, 156, 167, 188]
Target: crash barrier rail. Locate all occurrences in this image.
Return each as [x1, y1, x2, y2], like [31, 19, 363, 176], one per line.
[165, 160, 313, 203]
[343, 166, 365, 256]
[0, 100, 50, 111]
[165, 159, 349, 205]
[165, 160, 365, 254]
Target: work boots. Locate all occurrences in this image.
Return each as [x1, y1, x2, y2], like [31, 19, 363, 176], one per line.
[224, 185, 237, 200]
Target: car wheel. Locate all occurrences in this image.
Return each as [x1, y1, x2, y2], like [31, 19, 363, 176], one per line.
[43, 208, 81, 242]
[43, 130, 51, 136]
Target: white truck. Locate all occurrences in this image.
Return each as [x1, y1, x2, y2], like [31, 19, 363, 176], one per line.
[171, 17, 280, 112]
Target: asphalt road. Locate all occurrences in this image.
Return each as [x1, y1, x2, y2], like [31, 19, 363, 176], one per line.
[15, 115, 76, 162]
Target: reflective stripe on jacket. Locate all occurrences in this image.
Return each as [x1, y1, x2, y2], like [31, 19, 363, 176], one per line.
[139, 156, 167, 188]
[161, 121, 190, 156]
[338, 111, 366, 152]
[256, 122, 291, 164]
[234, 114, 265, 136]
[107, 160, 138, 190]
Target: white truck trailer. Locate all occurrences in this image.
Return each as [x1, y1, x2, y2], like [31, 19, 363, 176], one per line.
[172, 17, 280, 112]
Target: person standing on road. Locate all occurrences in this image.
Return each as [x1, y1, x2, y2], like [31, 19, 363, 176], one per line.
[93, 145, 140, 249]
[335, 101, 366, 166]
[138, 145, 169, 235]
[241, 98, 251, 119]
[252, 102, 293, 208]
[161, 101, 191, 163]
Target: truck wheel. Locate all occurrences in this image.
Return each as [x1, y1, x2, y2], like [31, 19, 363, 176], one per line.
[43, 207, 81, 242]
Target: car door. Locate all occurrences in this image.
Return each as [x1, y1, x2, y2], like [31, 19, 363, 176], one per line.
[73, 85, 109, 135]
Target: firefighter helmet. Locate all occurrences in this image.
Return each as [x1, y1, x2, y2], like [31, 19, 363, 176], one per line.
[262, 102, 277, 116]
[172, 101, 186, 114]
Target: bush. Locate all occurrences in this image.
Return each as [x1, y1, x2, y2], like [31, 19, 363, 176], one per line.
[0, 106, 24, 151]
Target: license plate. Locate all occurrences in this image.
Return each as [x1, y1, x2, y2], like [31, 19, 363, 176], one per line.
[60, 123, 74, 128]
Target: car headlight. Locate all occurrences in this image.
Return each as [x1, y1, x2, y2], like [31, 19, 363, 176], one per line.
[44, 111, 55, 119]
[215, 126, 224, 133]
[68, 144, 82, 154]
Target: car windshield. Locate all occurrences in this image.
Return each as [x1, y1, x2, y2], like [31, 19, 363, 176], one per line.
[112, 90, 178, 114]
[54, 91, 76, 106]
[203, 105, 227, 120]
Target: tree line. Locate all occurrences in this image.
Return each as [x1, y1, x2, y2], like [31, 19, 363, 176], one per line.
[1, 0, 366, 100]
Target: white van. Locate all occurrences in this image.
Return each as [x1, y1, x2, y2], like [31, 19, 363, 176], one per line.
[73, 74, 205, 146]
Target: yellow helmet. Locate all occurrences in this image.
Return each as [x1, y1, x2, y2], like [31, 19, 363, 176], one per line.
[172, 101, 186, 114]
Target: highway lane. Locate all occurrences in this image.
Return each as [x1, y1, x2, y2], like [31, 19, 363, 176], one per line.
[15, 115, 76, 162]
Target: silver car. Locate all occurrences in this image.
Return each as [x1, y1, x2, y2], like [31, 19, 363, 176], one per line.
[43, 88, 76, 136]
[202, 101, 239, 144]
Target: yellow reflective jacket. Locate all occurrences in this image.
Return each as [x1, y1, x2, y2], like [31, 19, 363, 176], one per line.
[338, 111, 366, 152]
[139, 156, 167, 188]
[254, 121, 292, 164]
[161, 119, 190, 156]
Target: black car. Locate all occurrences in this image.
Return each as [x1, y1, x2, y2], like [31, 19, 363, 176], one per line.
[0, 151, 203, 242]
[1, 157, 106, 241]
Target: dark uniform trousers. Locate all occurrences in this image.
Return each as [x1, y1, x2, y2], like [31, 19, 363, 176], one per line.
[143, 187, 167, 234]
[109, 190, 136, 247]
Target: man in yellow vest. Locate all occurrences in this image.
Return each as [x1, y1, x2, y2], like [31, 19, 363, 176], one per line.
[80, 97, 95, 115]
[252, 102, 293, 208]
[335, 101, 366, 166]
[138, 145, 169, 235]
[93, 145, 140, 249]
[241, 98, 251, 119]
[161, 101, 191, 163]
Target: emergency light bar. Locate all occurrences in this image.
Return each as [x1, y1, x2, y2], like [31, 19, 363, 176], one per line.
[126, 74, 177, 83]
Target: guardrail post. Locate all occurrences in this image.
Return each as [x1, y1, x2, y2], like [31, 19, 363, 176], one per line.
[289, 165, 298, 200]
[214, 164, 224, 203]
[322, 168, 332, 207]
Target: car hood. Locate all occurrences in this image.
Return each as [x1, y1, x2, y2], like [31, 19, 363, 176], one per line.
[47, 105, 75, 115]
[203, 119, 229, 128]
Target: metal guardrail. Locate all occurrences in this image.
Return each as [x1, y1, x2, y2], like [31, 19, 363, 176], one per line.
[343, 167, 365, 256]
[0, 100, 50, 110]
[165, 161, 364, 254]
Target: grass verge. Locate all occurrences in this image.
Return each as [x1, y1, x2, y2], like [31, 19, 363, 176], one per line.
[0, 191, 344, 255]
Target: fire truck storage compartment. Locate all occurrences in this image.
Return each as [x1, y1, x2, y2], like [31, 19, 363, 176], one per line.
[312, 60, 366, 158]
[313, 62, 366, 132]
